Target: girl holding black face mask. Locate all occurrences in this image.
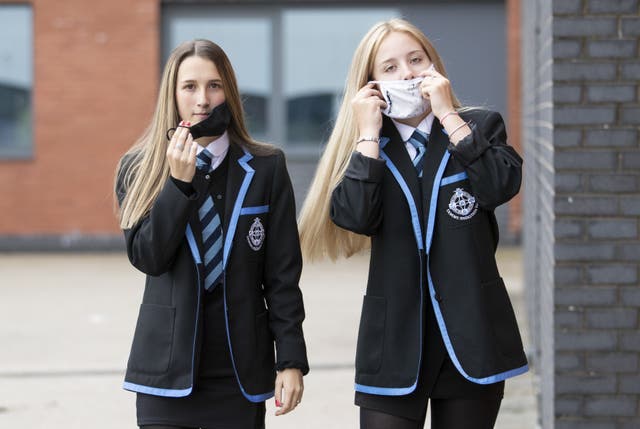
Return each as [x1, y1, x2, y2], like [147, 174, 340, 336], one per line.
[115, 39, 308, 429]
[299, 19, 527, 429]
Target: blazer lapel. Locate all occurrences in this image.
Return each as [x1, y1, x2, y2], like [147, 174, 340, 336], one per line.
[421, 119, 452, 253]
[379, 117, 425, 250]
[222, 142, 255, 269]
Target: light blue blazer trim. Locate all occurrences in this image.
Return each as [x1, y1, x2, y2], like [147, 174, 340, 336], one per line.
[194, 154, 272, 403]
[222, 275, 274, 402]
[440, 171, 468, 187]
[355, 381, 418, 396]
[123, 382, 192, 397]
[223, 149, 255, 269]
[425, 152, 529, 383]
[426, 268, 529, 384]
[185, 226, 203, 390]
[379, 137, 423, 250]
[240, 205, 269, 215]
[426, 151, 451, 252]
[186, 225, 202, 264]
[353, 137, 424, 396]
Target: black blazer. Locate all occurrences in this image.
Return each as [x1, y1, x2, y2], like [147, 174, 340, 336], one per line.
[117, 142, 308, 402]
[331, 109, 528, 396]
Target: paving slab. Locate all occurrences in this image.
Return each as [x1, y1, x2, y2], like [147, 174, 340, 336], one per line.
[0, 248, 536, 428]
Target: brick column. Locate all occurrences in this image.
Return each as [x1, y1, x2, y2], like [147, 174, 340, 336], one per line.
[524, 0, 640, 427]
[522, 0, 555, 426]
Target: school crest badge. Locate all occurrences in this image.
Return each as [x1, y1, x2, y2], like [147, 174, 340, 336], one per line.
[247, 217, 265, 251]
[447, 188, 478, 220]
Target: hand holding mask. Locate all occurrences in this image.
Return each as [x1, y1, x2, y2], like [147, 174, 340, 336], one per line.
[166, 102, 232, 141]
[369, 64, 436, 120]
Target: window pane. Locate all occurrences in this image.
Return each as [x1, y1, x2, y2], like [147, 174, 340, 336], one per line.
[163, 8, 272, 141]
[0, 5, 32, 158]
[283, 9, 398, 145]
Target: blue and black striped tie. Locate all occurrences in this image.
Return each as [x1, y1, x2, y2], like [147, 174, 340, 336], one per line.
[408, 129, 428, 177]
[196, 149, 223, 291]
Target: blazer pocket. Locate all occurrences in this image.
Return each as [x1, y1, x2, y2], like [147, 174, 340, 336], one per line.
[355, 295, 386, 375]
[127, 304, 175, 374]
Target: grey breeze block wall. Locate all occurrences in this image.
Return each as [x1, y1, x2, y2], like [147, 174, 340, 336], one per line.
[523, 0, 640, 428]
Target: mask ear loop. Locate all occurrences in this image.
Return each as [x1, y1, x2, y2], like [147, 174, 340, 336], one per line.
[166, 125, 190, 141]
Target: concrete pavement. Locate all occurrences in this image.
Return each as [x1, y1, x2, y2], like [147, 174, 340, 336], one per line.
[0, 248, 537, 428]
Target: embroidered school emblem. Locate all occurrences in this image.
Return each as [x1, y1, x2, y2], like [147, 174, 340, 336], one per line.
[247, 217, 265, 251]
[447, 188, 478, 220]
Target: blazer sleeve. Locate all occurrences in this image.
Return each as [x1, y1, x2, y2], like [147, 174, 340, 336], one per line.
[329, 151, 386, 236]
[448, 110, 523, 210]
[116, 157, 199, 276]
[262, 151, 309, 374]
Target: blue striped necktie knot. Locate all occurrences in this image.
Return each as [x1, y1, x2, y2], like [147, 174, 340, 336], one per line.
[196, 149, 213, 172]
[408, 128, 428, 177]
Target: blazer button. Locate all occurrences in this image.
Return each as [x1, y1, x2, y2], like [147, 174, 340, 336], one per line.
[205, 174, 211, 180]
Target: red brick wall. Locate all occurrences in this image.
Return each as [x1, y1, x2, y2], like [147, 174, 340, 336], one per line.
[0, 0, 159, 235]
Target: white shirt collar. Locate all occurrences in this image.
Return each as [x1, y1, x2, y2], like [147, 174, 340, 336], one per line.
[196, 131, 230, 171]
[196, 131, 230, 158]
[391, 112, 435, 142]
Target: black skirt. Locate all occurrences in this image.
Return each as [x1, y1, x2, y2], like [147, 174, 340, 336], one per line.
[136, 376, 265, 429]
[137, 288, 265, 429]
[355, 292, 504, 421]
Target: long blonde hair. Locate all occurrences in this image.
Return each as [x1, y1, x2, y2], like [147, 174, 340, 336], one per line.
[115, 39, 274, 229]
[298, 19, 461, 261]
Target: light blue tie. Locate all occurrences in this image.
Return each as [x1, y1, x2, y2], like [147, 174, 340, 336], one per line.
[196, 149, 223, 291]
[408, 129, 428, 178]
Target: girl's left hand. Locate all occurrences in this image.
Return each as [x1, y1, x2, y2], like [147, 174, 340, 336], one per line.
[418, 68, 455, 120]
[274, 368, 304, 416]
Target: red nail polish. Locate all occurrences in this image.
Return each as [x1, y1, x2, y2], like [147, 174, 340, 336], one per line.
[275, 399, 281, 407]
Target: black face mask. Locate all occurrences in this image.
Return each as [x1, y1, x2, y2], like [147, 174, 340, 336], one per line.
[166, 102, 232, 141]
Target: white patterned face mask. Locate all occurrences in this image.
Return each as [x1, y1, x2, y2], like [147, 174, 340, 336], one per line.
[369, 65, 434, 119]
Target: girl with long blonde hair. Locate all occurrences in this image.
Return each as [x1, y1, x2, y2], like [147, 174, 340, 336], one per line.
[299, 19, 527, 429]
[115, 39, 308, 429]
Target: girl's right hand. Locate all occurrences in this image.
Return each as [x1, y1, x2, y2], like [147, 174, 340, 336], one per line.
[167, 121, 198, 182]
[351, 83, 387, 137]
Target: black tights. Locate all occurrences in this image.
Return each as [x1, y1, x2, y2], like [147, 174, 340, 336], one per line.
[360, 397, 502, 429]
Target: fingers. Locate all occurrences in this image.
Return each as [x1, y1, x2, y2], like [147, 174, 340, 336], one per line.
[420, 73, 448, 100]
[188, 135, 197, 161]
[352, 85, 386, 109]
[168, 124, 193, 161]
[274, 375, 283, 412]
[173, 121, 191, 151]
[180, 133, 194, 161]
[166, 120, 197, 182]
[274, 370, 304, 416]
[356, 83, 383, 100]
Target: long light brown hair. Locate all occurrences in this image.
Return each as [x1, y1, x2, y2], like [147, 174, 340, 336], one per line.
[298, 19, 461, 261]
[115, 39, 274, 229]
